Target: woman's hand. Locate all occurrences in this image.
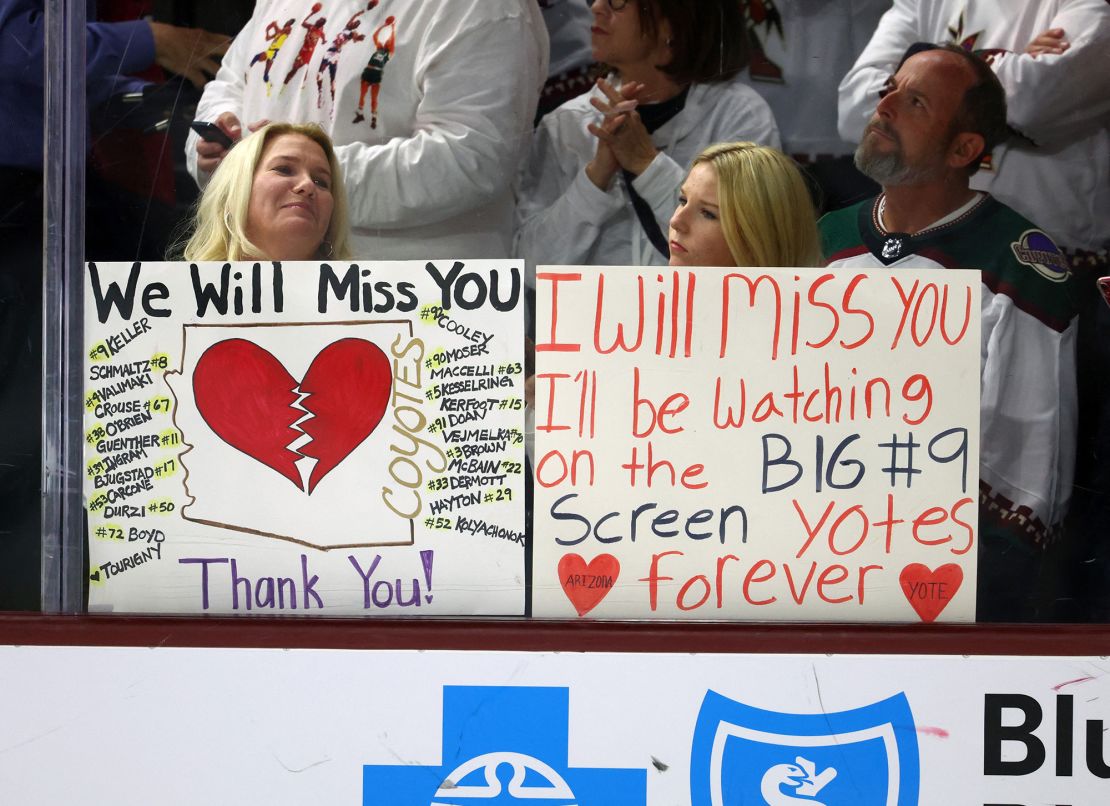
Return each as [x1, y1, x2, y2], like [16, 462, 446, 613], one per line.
[195, 114, 272, 175]
[587, 78, 658, 177]
[585, 132, 619, 191]
[195, 111, 242, 175]
[584, 79, 634, 190]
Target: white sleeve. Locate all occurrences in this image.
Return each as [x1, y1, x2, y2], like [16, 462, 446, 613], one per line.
[512, 111, 627, 266]
[333, 11, 543, 231]
[837, 0, 922, 144]
[979, 294, 1077, 529]
[988, 0, 1110, 146]
[184, 10, 258, 189]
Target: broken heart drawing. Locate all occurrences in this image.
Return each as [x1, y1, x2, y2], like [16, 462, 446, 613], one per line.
[192, 338, 392, 493]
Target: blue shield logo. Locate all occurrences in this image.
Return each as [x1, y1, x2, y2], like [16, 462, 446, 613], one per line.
[690, 690, 920, 805]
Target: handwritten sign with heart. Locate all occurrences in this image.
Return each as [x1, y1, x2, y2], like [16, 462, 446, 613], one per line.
[899, 563, 963, 623]
[531, 266, 981, 621]
[558, 553, 620, 617]
[192, 338, 391, 493]
[83, 259, 528, 615]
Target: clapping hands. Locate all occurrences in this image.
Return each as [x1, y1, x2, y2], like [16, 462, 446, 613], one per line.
[584, 78, 659, 190]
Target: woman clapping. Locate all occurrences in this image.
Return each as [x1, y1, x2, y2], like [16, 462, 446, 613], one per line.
[515, 0, 780, 268]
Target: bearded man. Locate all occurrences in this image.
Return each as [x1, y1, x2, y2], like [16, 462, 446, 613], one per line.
[820, 44, 1077, 621]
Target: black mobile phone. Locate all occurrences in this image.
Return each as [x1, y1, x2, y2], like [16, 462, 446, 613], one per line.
[189, 121, 234, 149]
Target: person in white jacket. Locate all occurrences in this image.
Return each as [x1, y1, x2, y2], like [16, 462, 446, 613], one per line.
[738, 0, 888, 161]
[514, 0, 780, 269]
[735, 0, 890, 211]
[537, 0, 596, 119]
[187, 0, 548, 261]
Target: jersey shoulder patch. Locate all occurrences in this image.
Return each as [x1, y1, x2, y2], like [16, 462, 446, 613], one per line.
[1009, 228, 1071, 284]
[972, 202, 1076, 332]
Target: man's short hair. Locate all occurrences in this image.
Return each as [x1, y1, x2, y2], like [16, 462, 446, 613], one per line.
[638, 0, 749, 85]
[898, 42, 1009, 175]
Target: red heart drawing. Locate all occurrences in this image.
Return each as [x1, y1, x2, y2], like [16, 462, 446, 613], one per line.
[193, 338, 391, 493]
[558, 553, 620, 617]
[899, 563, 964, 623]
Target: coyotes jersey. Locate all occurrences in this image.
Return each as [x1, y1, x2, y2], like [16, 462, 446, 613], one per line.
[821, 194, 1078, 546]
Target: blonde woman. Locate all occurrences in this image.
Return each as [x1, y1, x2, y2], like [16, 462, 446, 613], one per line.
[668, 142, 821, 268]
[183, 122, 352, 261]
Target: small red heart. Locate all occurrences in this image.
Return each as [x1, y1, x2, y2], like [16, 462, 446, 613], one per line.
[193, 338, 391, 492]
[899, 563, 964, 623]
[558, 553, 620, 617]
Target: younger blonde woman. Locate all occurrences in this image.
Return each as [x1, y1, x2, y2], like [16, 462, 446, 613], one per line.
[668, 142, 821, 268]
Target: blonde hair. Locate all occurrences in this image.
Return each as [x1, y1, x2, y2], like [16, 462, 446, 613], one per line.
[691, 142, 821, 268]
[182, 123, 352, 261]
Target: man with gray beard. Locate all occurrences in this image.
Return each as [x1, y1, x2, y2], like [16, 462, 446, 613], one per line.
[819, 44, 1077, 622]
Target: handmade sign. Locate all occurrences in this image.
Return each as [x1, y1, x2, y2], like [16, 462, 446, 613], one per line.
[83, 260, 525, 615]
[532, 267, 980, 622]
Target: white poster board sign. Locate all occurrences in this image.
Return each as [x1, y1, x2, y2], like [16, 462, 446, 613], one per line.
[532, 267, 981, 622]
[83, 260, 525, 615]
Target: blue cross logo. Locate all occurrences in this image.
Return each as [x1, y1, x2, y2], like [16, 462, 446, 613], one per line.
[363, 686, 646, 804]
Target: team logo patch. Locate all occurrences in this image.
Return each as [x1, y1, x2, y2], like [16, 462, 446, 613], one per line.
[881, 236, 907, 263]
[362, 686, 646, 804]
[1011, 229, 1070, 283]
[690, 690, 920, 805]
